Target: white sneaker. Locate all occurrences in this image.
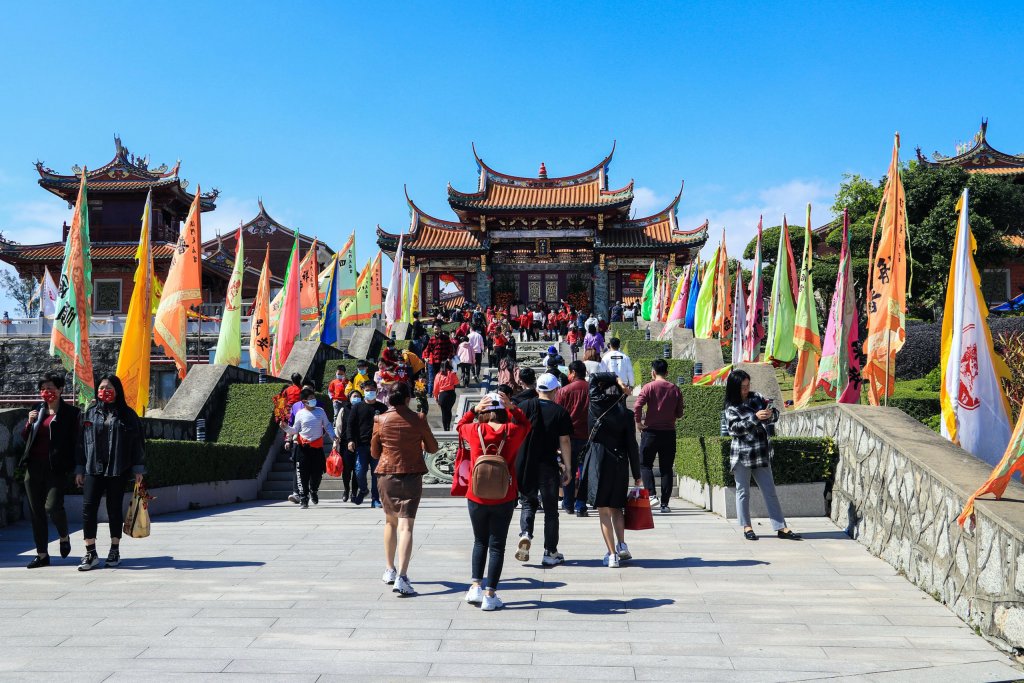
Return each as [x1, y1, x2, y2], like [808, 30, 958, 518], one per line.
[481, 593, 504, 611]
[649, 496, 659, 507]
[382, 568, 397, 585]
[542, 551, 564, 566]
[605, 552, 620, 568]
[616, 542, 632, 560]
[465, 585, 484, 605]
[515, 534, 531, 562]
[393, 575, 415, 596]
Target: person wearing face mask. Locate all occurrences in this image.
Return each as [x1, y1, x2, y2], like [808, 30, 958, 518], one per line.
[20, 372, 80, 568]
[75, 374, 146, 571]
[352, 362, 372, 393]
[338, 388, 364, 501]
[346, 380, 388, 507]
[280, 388, 336, 509]
[328, 364, 350, 422]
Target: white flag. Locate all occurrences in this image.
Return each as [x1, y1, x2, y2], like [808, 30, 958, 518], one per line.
[384, 234, 404, 329]
[41, 265, 59, 319]
[940, 188, 1012, 466]
[731, 265, 747, 366]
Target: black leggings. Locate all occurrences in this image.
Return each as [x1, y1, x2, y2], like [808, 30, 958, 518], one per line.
[24, 462, 69, 554]
[341, 448, 358, 495]
[82, 474, 129, 540]
[468, 499, 516, 591]
[437, 390, 457, 431]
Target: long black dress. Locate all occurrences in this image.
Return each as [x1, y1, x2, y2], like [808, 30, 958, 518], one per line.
[580, 374, 641, 508]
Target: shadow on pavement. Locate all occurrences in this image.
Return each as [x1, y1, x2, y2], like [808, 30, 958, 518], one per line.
[416, 577, 566, 597]
[564, 556, 769, 569]
[112, 556, 265, 570]
[504, 597, 675, 614]
[789, 530, 850, 540]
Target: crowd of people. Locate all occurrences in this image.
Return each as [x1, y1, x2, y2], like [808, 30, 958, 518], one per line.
[18, 298, 801, 614]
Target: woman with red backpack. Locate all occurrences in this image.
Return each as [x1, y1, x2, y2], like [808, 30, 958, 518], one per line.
[454, 392, 531, 611]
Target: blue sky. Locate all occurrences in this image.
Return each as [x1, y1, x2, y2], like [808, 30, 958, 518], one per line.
[1, 1, 1022, 312]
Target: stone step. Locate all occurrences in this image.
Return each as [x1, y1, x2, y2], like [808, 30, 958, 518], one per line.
[260, 484, 453, 501]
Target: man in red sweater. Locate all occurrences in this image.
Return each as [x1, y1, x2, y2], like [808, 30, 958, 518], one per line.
[633, 359, 685, 514]
[556, 360, 590, 517]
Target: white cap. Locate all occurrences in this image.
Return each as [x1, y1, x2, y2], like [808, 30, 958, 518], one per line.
[482, 392, 506, 410]
[536, 373, 561, 392]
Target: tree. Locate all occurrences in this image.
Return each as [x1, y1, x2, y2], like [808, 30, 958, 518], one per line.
[0, 268, 39, 317]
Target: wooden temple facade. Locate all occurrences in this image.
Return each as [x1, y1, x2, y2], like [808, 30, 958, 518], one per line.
[377, 144, 708, 314]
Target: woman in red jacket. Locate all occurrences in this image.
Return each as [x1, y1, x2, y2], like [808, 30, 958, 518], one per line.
[456, 392, 530, 611]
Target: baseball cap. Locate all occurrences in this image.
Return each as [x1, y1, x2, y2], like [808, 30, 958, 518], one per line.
[482, 392, 506, 410]
[536, 373, 561, 392]
[547, 345, 558, 355]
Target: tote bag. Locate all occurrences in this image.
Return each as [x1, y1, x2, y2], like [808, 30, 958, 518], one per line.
[624, 487, 655, 531]
[123, 481, 153, 539]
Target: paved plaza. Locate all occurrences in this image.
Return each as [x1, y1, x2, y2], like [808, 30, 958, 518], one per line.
[0, 498, 1021, 682]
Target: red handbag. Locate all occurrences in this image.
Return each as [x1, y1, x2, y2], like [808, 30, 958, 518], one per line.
[325, 449, 344, 478]
[624, 487, 655, 531]
[450, 439, 470, 497]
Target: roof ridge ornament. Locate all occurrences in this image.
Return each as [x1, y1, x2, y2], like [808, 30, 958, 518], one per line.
[538, 162, 547, 179]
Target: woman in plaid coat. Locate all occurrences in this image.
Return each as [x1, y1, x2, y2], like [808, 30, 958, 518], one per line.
[724, 369, 802, 542]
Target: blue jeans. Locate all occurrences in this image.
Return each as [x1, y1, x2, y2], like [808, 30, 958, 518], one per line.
[733, 463, 786, 531]
[426, 362, 440, 395]
[562, 438, 588, 512]
[354, 445, 379, 503]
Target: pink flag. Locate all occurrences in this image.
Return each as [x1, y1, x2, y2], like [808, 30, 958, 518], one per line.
[744, 217, 766, 361]
[270, 233, 301, 376]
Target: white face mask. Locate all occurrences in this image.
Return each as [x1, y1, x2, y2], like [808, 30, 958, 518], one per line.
[305, 399, 317, 408]
[350, 395, 362, 405]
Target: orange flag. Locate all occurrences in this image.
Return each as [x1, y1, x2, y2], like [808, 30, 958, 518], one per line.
[154, 188, 203, 379]
[958, 404, 1024, 527]
[249, 245, 272, 371]
[298, 239, 320, 322]
[369, 251, 383, 316]
[864, 134, 909, 406]
[712, 229, 732, 339]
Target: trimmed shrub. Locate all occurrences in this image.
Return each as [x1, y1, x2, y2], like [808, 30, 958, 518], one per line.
[321, 361, 377, 394]
[379, 340, 411, 358]
[677, 384, 728, 437]
[890, 378, 940, 423]
[145, 440, 265, 489]
[631, 358, 695, 387]
[675, 436, 836, 487]
[896, 317, 1024, 379]
[212, 383, 283, 454]
[623, 340, 673, 359]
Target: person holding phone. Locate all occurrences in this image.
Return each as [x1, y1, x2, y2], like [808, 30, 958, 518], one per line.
[723, 369, 801, 541]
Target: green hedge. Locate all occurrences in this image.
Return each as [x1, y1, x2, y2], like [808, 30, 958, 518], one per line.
[630, 358, 695, 387]
[677, 384, 727, 437]
[145, 440, 265, 489]
[676, 436, 836, 487]
[321, 361, 377, 394]
[607, 328, 648, 344]
[623, 340, 673, 359]
[212, 383, 283, 454]
[890, 379, 940, 423]
[379, 340, 411, 358]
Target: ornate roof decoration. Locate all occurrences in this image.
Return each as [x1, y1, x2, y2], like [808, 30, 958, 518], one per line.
[202, 200, 333, 260]
[35, 136, 219, 209]
[377, 190, 486, 255]
[916, 119, 1024, 175]
[598, 182, 707, 251]
[0, 240, 179, 262]
[447, 142, 634, 213]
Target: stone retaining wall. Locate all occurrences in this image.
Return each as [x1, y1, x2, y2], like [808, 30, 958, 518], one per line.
[0, 407, 28, 526]
[778, 403, 1024, 652]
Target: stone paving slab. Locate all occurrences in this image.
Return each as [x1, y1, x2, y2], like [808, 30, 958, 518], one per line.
[1, 498, 1022, 681]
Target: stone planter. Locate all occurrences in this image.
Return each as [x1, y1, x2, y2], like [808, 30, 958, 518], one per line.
[54, 479, 259, 524]
[675, 475, 826, 519]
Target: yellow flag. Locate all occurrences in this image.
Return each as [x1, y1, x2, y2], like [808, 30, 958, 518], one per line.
[116, 191, 154, 414]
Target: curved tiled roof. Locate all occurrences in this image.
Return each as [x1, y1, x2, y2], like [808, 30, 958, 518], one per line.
[378, 194, 485, 254]
[598, 183, 708, 251]
[916, 120, 1024, 174]
[0, 241, 178, 262]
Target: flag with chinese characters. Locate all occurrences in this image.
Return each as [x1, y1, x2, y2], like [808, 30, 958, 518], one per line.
[765, 216, 797, 364]
[154, 188, 203, 379]
[340, 257, 374, 327]
[214, 228, 245, 366]
[50, 169, 95, 403]
[640, 261, 656, 321]
[298, 239, 320, 322]
[684, 262, 700, 330]
[270, 232, 301, 376]
[744, 217, 765, 362]
[249, 245, 272, 371]
[694, 246, 720, 339]
[864, 133, 909, 405]
[116, 190, 154, 413]
[819, 210, 862, 403]
[320, 254, 341, 346]
[712, 230, 732, 339]
[659, 270, 688, 340]
[369, 251, 383, 317]
[792, 204, 821, 408]
[941, 188, 1012, 466]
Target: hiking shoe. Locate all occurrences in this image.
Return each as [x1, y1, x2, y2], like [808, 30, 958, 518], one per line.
[59, 539, 71, 558]
[515, 535, 531, 562]
[616, 542, 632, 560]
[287, 493, 300, 504]
[393, 575, 415, 596]
[605, 552, 620, 568]
[78, 551, 100, 572]
[481, 593, 504, 611]
[542, 551, 564, 566]
[660, 505, 671, 514]
[465, 585, 483, 605]
[27, 555, 50, 569]
[382, 568, 398, 585]
[310, 492, 319, 505]
[105, 547, 121, 567]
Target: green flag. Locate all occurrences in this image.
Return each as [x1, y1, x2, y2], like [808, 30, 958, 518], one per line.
[213, 228, 244, 365]
[765, 218, 798, 363]
[640, 261, 656, 321]
[694, 246, 720, 339]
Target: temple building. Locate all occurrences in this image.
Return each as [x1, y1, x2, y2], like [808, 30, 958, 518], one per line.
[0, 137, 229, 314]
[377, 144, 708, 315]
[916, 119, 1024, 180]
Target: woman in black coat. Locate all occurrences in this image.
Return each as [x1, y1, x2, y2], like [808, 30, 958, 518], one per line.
[74, 374, 146, 571]
[19, 372, 80, 568]
[579, 373, 641, 569]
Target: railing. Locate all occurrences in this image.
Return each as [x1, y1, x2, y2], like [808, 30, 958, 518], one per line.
[0, 316, 376, 340]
